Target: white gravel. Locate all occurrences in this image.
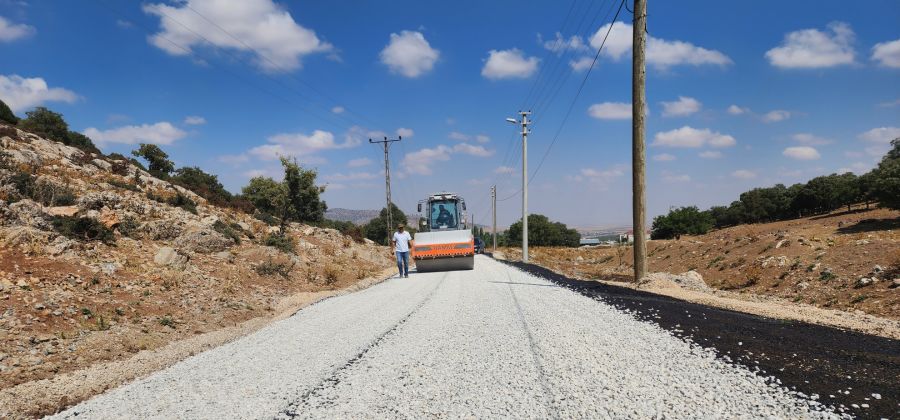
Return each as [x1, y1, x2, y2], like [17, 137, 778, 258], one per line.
[51, 256, 840, 419]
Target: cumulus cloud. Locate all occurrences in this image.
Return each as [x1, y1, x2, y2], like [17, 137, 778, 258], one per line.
[0, 74, 78, 113]
[791, 133, 832, 145]
[396, 127, 414, 138]
[877, 99, 900, 108]
[765, 22, 856, 69]
[727, 105, 749, 115]
[872, 39, 900, 68]
[762, 110, 791, 123]
[652, 126, 736, 148]
[324, 171, 378, 181]
[331, 106, 344, 114]
[698, 150, 722, 159]
[731, 169, 757, 180]
[569, 56, 594, 71]
[662, 172, 691, 183]
[84, 122, 187, 145]
[858, 126, 900, 144]
[652, 153, 676, 162]
[183, 115, 206, 125]
[402, 145, 452, 175]
[380, 30, 440, 78]
[494, 166, 514, 174]
[347, 157, 372, 168]
[249, 129, 357, 160]
[482, 48, 539, 79]
[568, 164, 627, 189]
[660, 96, 701, 117]
[0, 16, 34, 42]
[142, 0, 333, 72]
[448, 131, 470, 141]
[475, 134, 490, 144]
[587, 102, 631, 120]
[587, 22, 731, 69]
[540, 32, 590, 54]
[782, 146, 821, 160]
[453, 143, 494, 157]
[217, 154, 249, 165]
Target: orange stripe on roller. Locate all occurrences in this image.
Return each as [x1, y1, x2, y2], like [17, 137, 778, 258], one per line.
[413, 241, 474, 260]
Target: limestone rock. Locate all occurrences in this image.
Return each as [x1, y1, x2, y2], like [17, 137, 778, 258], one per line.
[98, 208, 120, 228]
[178, 227, 231, 253]
[154, 247, 189, 268]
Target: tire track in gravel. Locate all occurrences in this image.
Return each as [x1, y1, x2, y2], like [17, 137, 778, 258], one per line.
[277, 273, 448, 418]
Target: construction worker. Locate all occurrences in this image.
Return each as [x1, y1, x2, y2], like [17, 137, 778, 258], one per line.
[392, 223, 413, 278]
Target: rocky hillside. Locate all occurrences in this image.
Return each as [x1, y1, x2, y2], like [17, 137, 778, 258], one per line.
[501, 207, 900, 321]
[0, 124, 393, 400]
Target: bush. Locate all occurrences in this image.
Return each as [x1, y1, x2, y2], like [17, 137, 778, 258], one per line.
[651, 206, 714, 240]
[171, 166, 234, 208]
[106, 178, 140, 192]
[117, 216, 141, 238]
[264, 233, 295, 254]
[32, 179, 76, 206]
[0, 99, 18, 124]
[253, 211, 278, 226]
[363, 202, 407, 245]
[213, 220, 241, 245]
[51, 216, 116, 244]
[148, 191, 197, 214]
[6, 171, 35, 202]
[19, 107, 68, 143]
[254, 258, 294, 278]
[131, 143, 174, 178]
[506, 214, 580, 247]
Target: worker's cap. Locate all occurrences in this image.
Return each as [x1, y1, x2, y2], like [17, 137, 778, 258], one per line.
[397, 223, 405, 228]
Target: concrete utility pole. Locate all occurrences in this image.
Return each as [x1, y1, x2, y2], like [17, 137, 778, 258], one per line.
[491, 185, 497, 252]
[369, 135, 402, 244]
[632, 0, 648, 281]
[506, 111, 530, 263]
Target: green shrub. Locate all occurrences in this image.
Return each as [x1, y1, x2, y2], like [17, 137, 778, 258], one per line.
[254, 211, 278, 226]
[32, 179, 76, 206]
[213, 220, 241, 245]
[106, 178, 140, 192]
[254, 258, 294, 278]
[168, 193, 197, 214]
[264, 233, 295, 254]
[51, 216, 116, 244]
[117, 216, 141, 238]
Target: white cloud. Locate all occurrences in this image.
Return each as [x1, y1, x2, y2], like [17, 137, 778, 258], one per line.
[402, 145, 452, 175]
[84, 122, 187, 145]
[652, 126, 736, 148]
[569, 164, 627, 189]
[858, 126, 900, 144]
[541, 32, 589, 54]
[0, 16, 34, 42]
[467, 178, 487, 186]
[183, 115, 206, 125]
[249, 129, 357, 160]
[652, 153, 676, 162]
[494, 166, 514, 174]
[872, 39, 900, 68]
[331, 106, 345, 114]
[660, 96, 701, 117]
[731, 169, 757, 180]
[324, 171, 378, 181]
[589, 22, 731, 69]
[698, 150, 722, 159]
[837, 162, 874, 175]
[380, 31, 439, 78]
[142, 0, 333, 72]
[569, 56, 594, 71]
[662, 172, 691, 183]
[453, 143, 494, 157]
[0, 74, 78, 113]
[727, 105, 749, 115]
[347, 157, 372, 168]
[475, 134, 490, 144]
[587, 102, 631, 120]
[782, 146, 821, 160]
[791, 133, 832, 145]
[765, 22, 856, 69]
[481, 48, 539, 79]
[762, 110, 791, 123]
[448, 131, 470, 141]
[396, 127, 414, 138]
[877, 99, 900, 108]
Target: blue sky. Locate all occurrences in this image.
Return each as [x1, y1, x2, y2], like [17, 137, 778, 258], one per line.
[1, 0, 898, 228]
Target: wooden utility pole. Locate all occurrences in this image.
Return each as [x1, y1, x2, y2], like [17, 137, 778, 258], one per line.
[632, 0, 648, 281]
[369, 135, 402, 244]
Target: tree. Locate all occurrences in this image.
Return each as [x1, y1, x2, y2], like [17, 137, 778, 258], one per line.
[0, 99, 18, 124]
[171, 166, 233, 207]
[132, 143, 174, 178]
[19, 107, 69, 143]
[364, 202, 407, 245]
[241, 176, 283, 216]
[279, 157, 326, 227]
[65, 131, 101, 155]
[872, 138, 900, 210]
[506, 214, 580, 247]
[651, 206, 714, 240]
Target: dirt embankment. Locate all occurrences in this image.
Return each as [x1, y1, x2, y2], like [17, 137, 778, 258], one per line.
[498, 207, 900, 337]
[0, 125, 396, 416]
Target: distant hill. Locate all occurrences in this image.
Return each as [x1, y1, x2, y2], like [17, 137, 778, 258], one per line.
[326, 208, 418, 225]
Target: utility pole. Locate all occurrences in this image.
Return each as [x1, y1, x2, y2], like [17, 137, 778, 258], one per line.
[491, 185, 497, 252]
[369, 135, 402, 244]
[632, 0, 648, 281]
[519, 111, 531, 263]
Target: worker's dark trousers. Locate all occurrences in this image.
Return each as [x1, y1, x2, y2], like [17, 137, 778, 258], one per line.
[395, 251, 409, 276]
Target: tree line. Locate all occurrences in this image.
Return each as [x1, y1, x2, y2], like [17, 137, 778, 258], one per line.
[652, 138, 900, 239]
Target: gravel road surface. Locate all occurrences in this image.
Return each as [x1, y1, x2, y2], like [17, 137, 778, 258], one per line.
[52, 256, 839, 419]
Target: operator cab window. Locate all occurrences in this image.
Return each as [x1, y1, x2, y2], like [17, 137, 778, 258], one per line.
[430, 200, 458, 229]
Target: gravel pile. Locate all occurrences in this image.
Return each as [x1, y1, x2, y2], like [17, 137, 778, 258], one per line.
[52, 256, 840, 419]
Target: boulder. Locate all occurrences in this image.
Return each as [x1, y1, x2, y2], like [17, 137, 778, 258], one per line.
[154, 247, 189, 268]
[178, 227, 231, 253]
[77, 192, 121, 211]
[45, 206, 79, 217]
[855, 278, 874, 288]
[91, 159, 112, 171]
[98, 208, 120, 228]
[143, 220, 184, 240]
[8, 200, 49, 229]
